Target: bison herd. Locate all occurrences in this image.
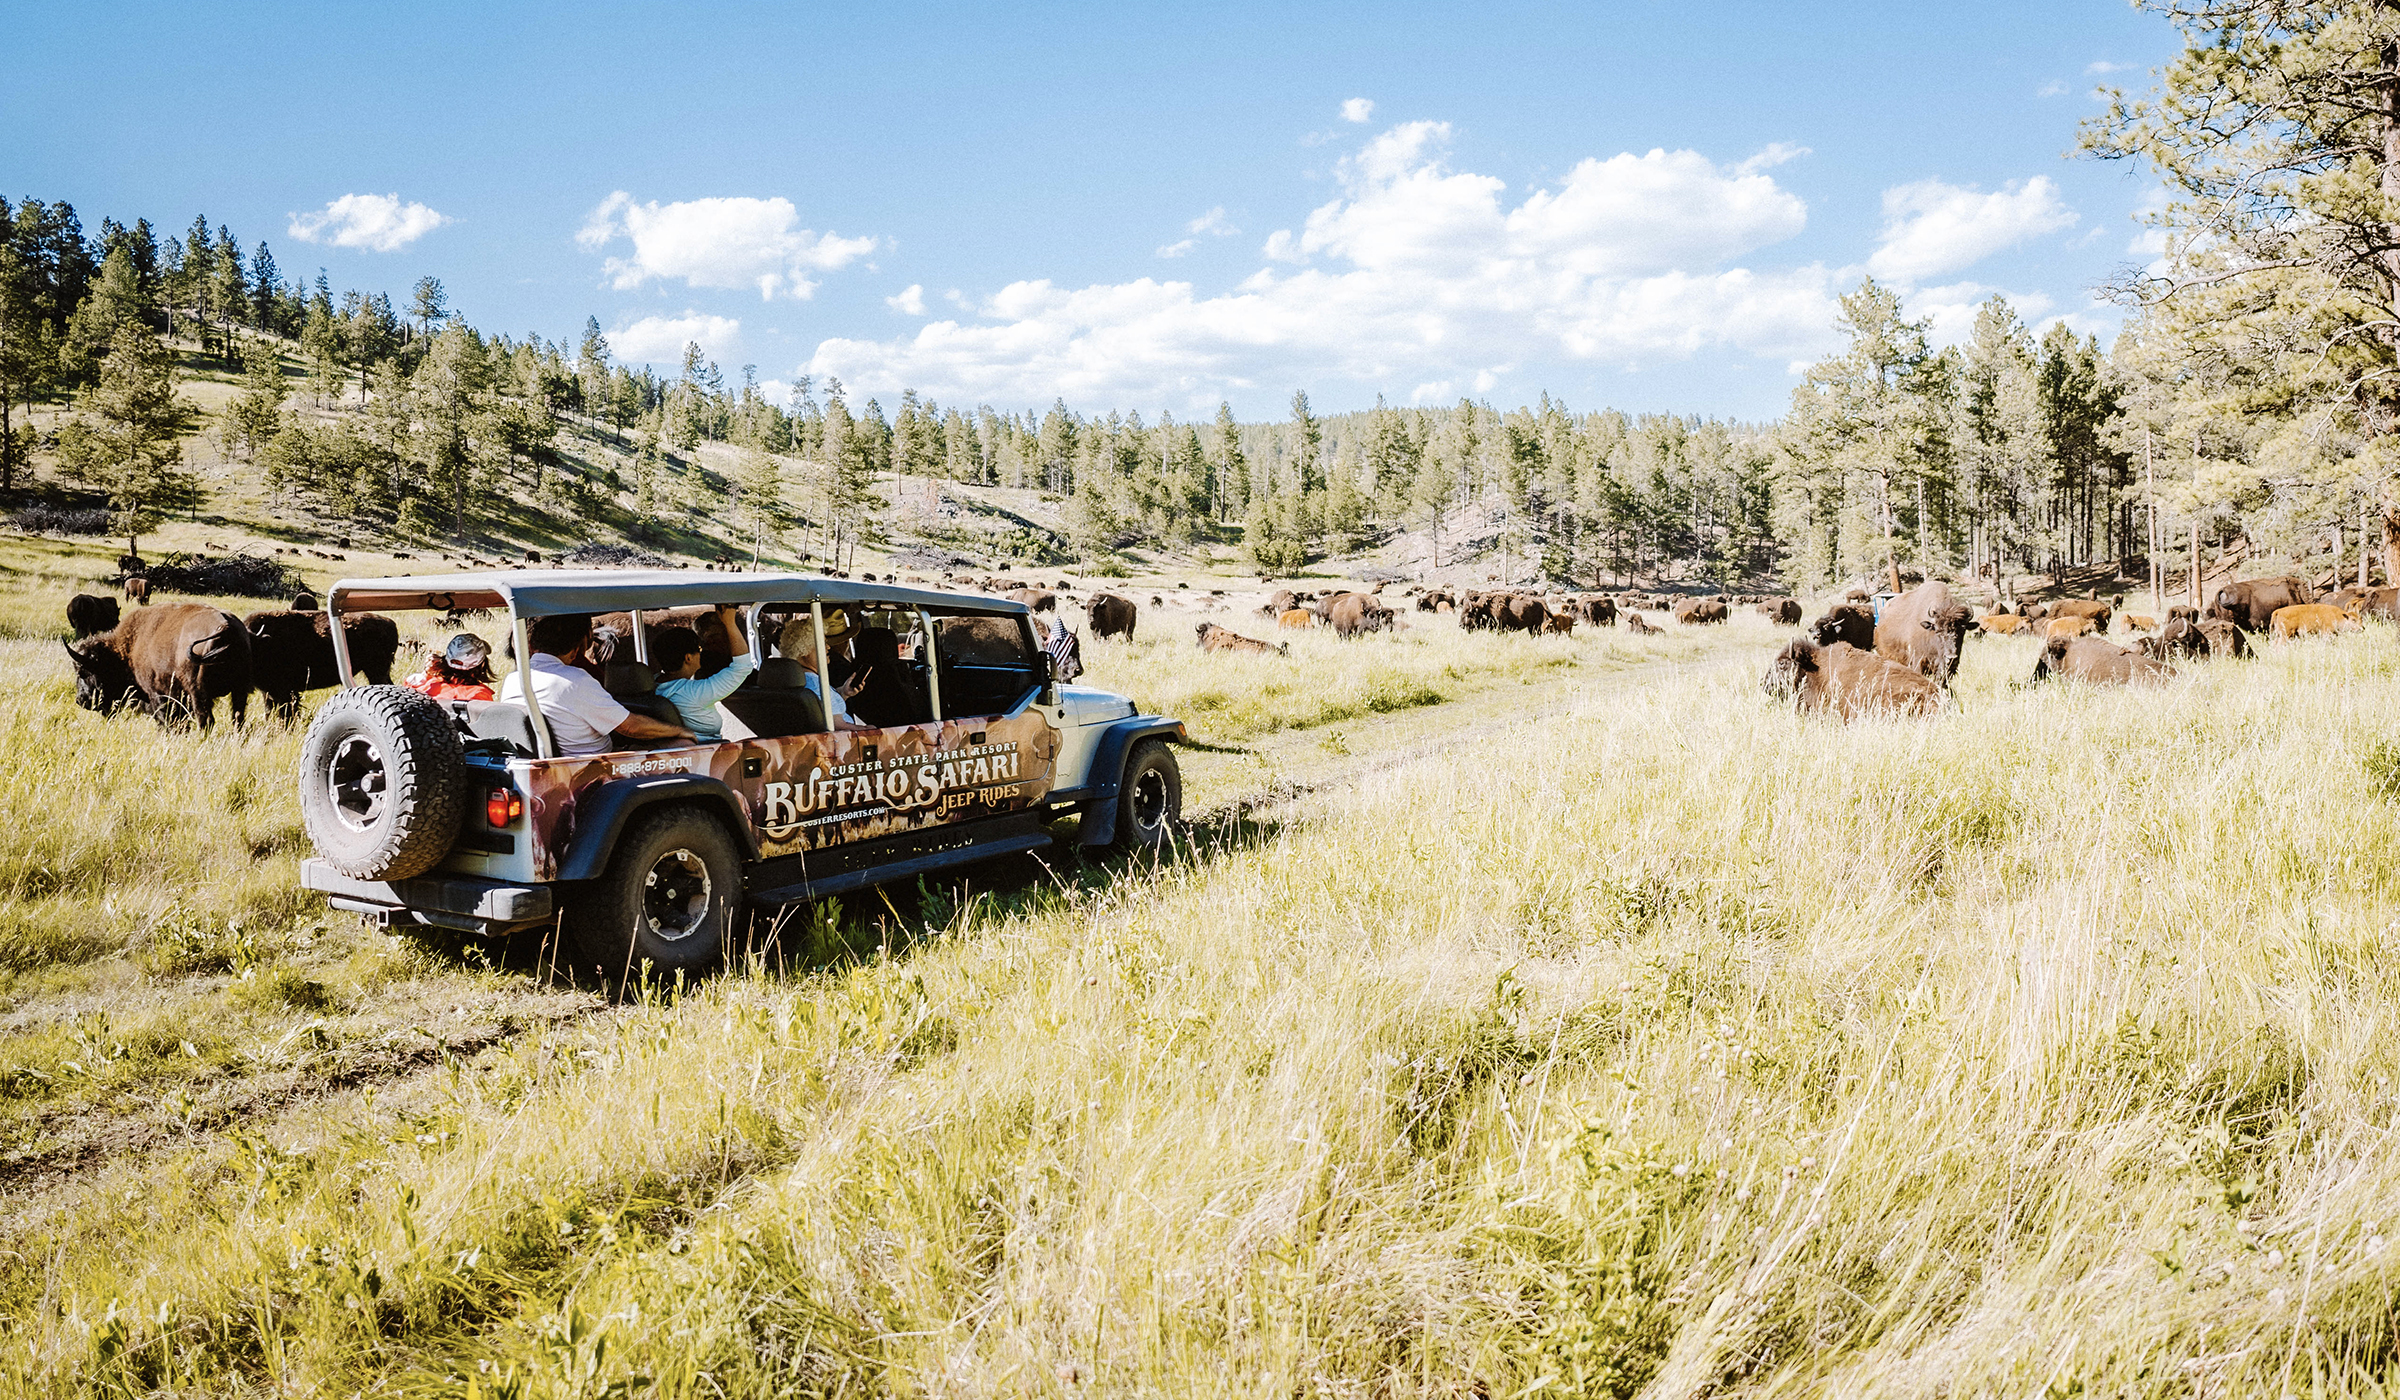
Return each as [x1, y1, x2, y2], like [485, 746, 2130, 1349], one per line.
[60, 592, 400, 729]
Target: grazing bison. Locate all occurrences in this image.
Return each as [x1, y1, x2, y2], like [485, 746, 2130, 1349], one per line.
[1329, 593, 1395, 637]
[64, 602, 253, 728]
[1008, 588, 1057, 613]
[1195, 621, 1285, 655]
[2031, 635, 2175, 686]
[244, 609, 403, 719]
[1497, 595, 1548, 633]
[66, 593, 121, 638]
[1762, 639, 1941, 720]
[1673, 597, 1729, 626]
[1278, 608, 1314, 630]
[122, 576, 150, 606]
[1756, 598, 1802, 625]
[1262, 589, 1300, 617]
[1874, 581, 1974, 684]
[1578, 595, 1618, 626]
[1625, 612, 1662, 636]
[2269, 603, 2363, 639]
[2327, 585, 2400, 621]
[2043, 616, 2096, 639]
[1808, 602, 1876, 650]
[1977, 613, 2027, 636]
[1539, 610, 1575, 635]
[2210, 576, 2313, 632]
[2195, 618, 2248, 658]
[1087, 593, 1138, 640]
[2028, 597, 2112, 632]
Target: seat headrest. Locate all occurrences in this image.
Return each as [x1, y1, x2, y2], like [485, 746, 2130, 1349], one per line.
[604, 660, 657, 696]
[758, 657, 808, 690]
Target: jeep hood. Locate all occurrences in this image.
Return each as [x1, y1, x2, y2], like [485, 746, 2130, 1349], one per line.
[1058, 684, 1137, 725]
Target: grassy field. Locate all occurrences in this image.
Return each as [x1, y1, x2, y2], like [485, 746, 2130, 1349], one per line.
[7, 551, 2399, 1395]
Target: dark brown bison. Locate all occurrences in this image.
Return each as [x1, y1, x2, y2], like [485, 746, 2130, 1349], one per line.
[2145, 616, 2208, 660]
[1874, 580, 1975, 685]
[1262, 589, 1300, 617]
[1328, 593, 1395, 637]
[2209, 576, 2313, 632]
[1088, 593, 1138, 640]
[1416, 588, 1455, 613]
[244, 609, 402, 720]
[1577, 595, 1617, 626]
[1673, 598, 1729, 625]
[1625, 612, 1661, 636]
[1498, 595, 1548, 633]
[64, 602, 252, 728]
[2327, 585, 2400, 621]
[66, 593, 120, 638]
[1756, 598, 1802, 625]
[2196, 618, 2248, 658]
[1458, 592, 1499, 630]
[1195, 621, 1285, 655]
[2166, 604, 2198, 625]
[2031, 635, 2175, 686]
[1808, 603, 1875, 650]
[1008, 588, 1057, 613]
[1762, 639, 1940, 720]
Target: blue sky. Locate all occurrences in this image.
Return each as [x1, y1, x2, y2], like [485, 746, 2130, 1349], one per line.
[9, 0, 2173, 421]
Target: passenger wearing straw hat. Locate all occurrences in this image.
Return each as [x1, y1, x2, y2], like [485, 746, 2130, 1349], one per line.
[776, 610, 872, 732]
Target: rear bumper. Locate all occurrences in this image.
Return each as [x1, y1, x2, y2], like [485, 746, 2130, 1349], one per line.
[300, 857, 554, 932]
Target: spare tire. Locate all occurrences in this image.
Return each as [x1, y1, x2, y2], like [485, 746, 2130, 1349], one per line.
[299, 686, 468, 881]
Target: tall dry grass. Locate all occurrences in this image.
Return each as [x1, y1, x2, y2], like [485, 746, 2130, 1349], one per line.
[10, 623, 2400, 1394]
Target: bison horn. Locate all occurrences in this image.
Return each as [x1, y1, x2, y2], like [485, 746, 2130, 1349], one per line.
[60, 640, 91, 670]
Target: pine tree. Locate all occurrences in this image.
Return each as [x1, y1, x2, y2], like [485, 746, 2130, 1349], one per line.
[221, 335, 286, 463]
[410, 276, 449, 338]
[55, 322, 196, 554]
[211, 225, 246, 354]
[734, 446, 788, 563]
[250, 242, 282, 332]
[1211, 400, 1247, 522]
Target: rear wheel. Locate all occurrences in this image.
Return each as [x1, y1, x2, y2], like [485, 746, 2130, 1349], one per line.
[563, 805, 742, 984]
[1109, 741, 1183, 853]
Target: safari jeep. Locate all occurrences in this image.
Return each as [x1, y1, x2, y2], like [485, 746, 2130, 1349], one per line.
[294, 570, 1184, 979]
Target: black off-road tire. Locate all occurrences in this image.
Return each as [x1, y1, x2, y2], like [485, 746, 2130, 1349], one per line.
[299, 685, 468, 881]
[563, 805, 742, 985]
[1109, 740, 1183, 853]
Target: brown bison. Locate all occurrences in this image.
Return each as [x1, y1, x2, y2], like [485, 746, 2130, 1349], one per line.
[1195, 621, 1285, 655]
[244, 609, 403, 720]
[1808, 602, 1875, 650]
[2196, 618, 2248, 658]
[2027, 596, 2113, 632]
[1578, 595, 1618, 626]
[1625, 612, 1661, 636]
[1672, 597, 1728, 625]
[1539, 610, 1575, 635]
[1278, 608, 1314, 630]
[64, 602, 253, 728]
[122, 576, 150, 606]
[1498, 595, 1549, 633]
[2327, 585, 2400, 621]
[1008, 588, 1057, 613]
[2122, 614, 2156, 633]
[66, 593, 121, 638]
[2031, 635, 2175, 686]
[2145, 617, 2209, 659]
[2166, 604, 2199, 625]
[2269, 603, 2363, 639]
[2210, 576, 2313, 632]
[1874, 581, 1974, 684]
[1329, 593, 1395, 637]
[1756, 598, 1802, 625]
[1977, 613, 2027, 636]
[1762, 639, 1940, 720]
[2044, 616, 2096, 639]
[1088, 593, 1138, 640]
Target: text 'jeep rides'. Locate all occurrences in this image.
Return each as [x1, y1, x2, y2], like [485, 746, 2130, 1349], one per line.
[294, 570, 1185, 979]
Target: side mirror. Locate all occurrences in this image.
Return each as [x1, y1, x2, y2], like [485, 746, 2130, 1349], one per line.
[1037, 650, 1058, 705]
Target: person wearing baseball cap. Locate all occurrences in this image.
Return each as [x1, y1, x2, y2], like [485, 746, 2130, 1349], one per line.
[405, 632, 499, 702]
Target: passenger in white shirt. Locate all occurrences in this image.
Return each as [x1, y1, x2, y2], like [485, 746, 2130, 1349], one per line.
[498, 613, 694, 757]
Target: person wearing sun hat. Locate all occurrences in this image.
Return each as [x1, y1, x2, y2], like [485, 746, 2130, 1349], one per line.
[404, 632, 498, 702]
[776, 610, 871, 731]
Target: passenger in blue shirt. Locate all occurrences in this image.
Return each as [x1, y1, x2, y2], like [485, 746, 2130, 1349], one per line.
[652, 604, 758, 740]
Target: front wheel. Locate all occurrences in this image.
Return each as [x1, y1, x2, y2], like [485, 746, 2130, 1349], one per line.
[563, 806, 742, 984]
[1109, 741, 1183, 853]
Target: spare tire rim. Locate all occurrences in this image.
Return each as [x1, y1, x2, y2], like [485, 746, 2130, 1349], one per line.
[643, 848, 712, 942]
[328, 735, 388, 831]
[1129, 766, 1168, 833]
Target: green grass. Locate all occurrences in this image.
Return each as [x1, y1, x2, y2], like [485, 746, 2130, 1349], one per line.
[10, 610, 2400, 1393]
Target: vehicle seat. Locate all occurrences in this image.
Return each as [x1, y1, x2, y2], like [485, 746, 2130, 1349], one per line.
[604, 660, 688, 730]
[717, 657, 828, 738]
[451, 699, 538, 757]
[845, 626, 925, 727]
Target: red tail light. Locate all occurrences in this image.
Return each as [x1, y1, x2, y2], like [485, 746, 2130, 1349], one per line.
[486, 787, 522, 827]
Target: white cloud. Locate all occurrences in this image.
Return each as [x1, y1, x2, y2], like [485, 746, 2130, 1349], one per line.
[2085, 60, 2134, 74]
[807, 122, 1837, 409]
[2036, 79, 2068, 98]
[608, 311, 741, 366]
[576, 191, 878, 300]
[287, 193, 449, 252]
[1341, 97, 1375, 124]
[1866, 176, 2077, 283]
[1736, 142, 1810, 175]
[1158, 207, 1237, 258]
[886, 284, 927, 315]
[1906, 281, 2057, 346]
